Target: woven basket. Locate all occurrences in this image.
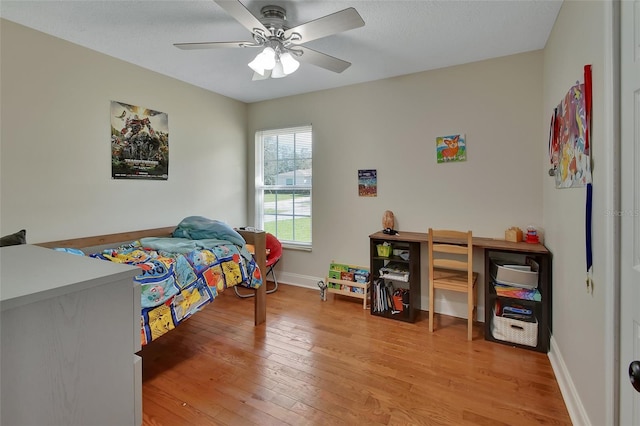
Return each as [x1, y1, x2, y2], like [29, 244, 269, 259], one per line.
[491, 309, 538, 347]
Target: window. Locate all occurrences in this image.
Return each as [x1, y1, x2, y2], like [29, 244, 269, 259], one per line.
[255, 125, 312, 248]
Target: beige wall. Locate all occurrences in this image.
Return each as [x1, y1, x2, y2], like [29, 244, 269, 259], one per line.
[543, 1, 616, 424]
[2, 12, 615, 423]
[248, 51, 544, 319]
[0, 19, 249, 242]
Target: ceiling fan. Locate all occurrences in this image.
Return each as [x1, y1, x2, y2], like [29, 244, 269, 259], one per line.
[174, 0, 365, 80]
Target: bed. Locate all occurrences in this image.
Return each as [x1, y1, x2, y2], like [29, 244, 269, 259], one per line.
[37, 217, 267, 345]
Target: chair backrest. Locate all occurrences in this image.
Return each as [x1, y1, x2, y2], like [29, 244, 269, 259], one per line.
[265, 233, 283, 266]
[428, 228, 473, 278]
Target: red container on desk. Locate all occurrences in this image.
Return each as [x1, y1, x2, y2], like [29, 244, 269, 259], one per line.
[525, 226, 540, 244]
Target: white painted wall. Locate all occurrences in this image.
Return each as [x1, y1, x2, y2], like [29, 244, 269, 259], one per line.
[0, 20, 249, 243]
[247, 51, 544, 319]
[542, 1, 616, 425]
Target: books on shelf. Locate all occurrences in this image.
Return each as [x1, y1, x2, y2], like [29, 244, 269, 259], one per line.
[372, 279, 409, 315]
[493, 282, 541, 301]
[494, 300, 537, 323]
[327, 261, 370, 293]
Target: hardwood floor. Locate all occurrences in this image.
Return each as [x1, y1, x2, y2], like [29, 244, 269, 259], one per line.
[141, 284, 571, 425]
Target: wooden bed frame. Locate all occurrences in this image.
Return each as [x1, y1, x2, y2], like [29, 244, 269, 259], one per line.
[37, 227, 267, 325]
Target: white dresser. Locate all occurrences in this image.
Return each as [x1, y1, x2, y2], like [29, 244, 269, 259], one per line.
[0, 244, 142, 426]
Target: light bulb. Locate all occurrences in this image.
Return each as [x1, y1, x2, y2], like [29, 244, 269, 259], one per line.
[248, 47, 277, 75]
[280, 52, 300, 75]
[271, 60, 286, 78]
[261, 47, 276, 70]
[248, 54, 266, 76]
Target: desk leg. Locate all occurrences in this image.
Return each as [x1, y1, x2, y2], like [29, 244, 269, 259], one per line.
[255, 282, 266, 325]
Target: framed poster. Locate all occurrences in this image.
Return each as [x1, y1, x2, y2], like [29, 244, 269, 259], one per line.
[358, 169, 377, 197]
[110, 101, 169, 180]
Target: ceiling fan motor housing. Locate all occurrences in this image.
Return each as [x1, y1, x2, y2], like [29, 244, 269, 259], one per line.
[260, 5, 288, 32]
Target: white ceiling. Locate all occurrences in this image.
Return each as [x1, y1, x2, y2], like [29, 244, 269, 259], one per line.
[0, 0, 562, 104]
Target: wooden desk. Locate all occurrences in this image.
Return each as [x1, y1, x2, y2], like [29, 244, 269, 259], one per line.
[368, 230, 549, 254]
[369, 230, 551, 352]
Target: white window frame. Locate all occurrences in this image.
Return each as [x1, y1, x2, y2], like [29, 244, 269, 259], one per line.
[255, 125, 312, 250]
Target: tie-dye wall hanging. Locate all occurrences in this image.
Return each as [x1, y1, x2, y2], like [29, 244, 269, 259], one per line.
[548, 66, 592, 189]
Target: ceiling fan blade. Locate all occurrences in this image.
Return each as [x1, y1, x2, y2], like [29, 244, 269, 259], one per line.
[174, 41, 251, 50]
[284, 8, 364, 44]
[295, 46, 352, 73]
[214, 0, 270, 36]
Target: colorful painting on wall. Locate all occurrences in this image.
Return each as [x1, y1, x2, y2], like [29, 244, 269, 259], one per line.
[436, 134, 466, 163]
[358, 169, 377, 197]
[110, 101, 169, 180]
[548, 69, 592, 189]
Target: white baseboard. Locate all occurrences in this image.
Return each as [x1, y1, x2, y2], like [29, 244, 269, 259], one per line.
[277, 272, 323, 290]
[548, 335, 589, 426]
[419, 295, 486, 323]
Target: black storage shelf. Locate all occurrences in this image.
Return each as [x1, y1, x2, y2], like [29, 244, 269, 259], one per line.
[484, 249, 552, 353]
[369, 236, 421, 323]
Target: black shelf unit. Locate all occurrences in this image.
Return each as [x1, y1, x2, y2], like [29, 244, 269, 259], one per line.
[369, 235, 421, 323]
[484, 248, 552, 353]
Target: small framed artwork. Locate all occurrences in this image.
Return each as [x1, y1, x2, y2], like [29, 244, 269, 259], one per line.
[436, 134, 466, 163]
[358, 169, 377, 197]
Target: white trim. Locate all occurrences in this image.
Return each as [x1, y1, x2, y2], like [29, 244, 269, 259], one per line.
[549, 335, 591, 426]
[602, 1, 620, 424]
[278, 272, 323, 290]
[281, 242, 312, 252]
[254, 132, 264, 226]
[254, 125, 313, 245]
[420, 294, 485, 323]
[256, 125, 313, 137]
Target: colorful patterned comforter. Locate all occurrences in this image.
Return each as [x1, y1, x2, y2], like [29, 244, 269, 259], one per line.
[90, 237, 262, 345]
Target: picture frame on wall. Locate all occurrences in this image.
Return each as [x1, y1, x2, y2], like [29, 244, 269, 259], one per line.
[436, 134, 466, 163]
[358, 169, 377, 197]
[110, 100, 169, 180]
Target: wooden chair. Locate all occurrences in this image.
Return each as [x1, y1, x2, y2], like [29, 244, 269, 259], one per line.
[428, 229, 479, 340]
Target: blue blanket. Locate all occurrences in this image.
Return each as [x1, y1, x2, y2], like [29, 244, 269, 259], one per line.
[172, 216, 246, 247]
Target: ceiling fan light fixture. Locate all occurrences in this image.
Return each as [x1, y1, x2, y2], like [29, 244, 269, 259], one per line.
[270, 61, 286, 78]
[178, 2, 366, 80]
[248, 47, 277, 75]
[248, 56, 266, 75]
[261, 47, 277, 70]
[280, 52, 300, 75]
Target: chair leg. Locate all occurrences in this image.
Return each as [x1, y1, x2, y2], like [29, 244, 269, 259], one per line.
[233, 285, 255, 298]
[468, 281, 479, 341]
[467, 289, 473, 341]
[471, 282, 478, 340]
[266, 267, 278, 294]
[233, 266, 278, 298]
[429, 282, 435, 333]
